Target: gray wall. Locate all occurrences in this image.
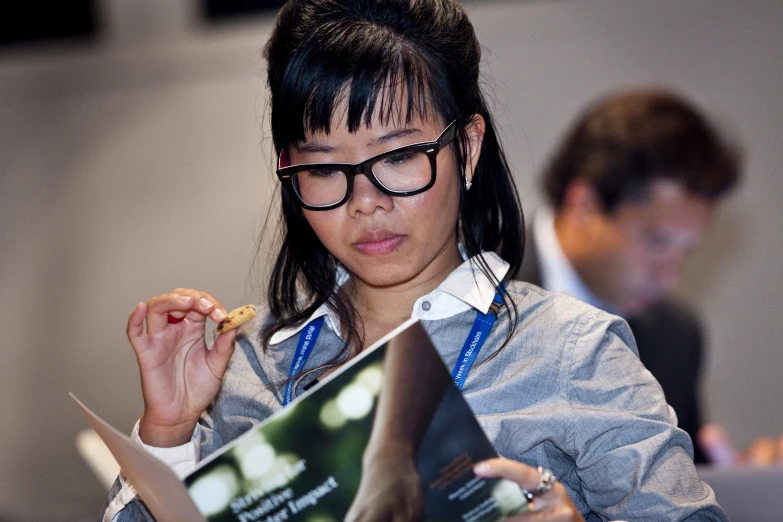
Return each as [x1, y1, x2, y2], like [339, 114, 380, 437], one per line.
[0, 1, 780, 520]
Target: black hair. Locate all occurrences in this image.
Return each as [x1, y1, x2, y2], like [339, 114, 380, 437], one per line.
[261, 0, 524, 366]
[544, 88, 741, 212]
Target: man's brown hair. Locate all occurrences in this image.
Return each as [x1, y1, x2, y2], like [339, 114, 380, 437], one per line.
[544, 89, 741, 211]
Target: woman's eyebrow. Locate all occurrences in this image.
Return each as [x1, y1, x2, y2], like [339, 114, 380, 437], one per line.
[371, 128, 422, 145]
[295, 143, 336, 154]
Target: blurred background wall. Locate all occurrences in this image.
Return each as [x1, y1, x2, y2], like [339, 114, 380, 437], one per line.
[0, 0, 781, 520]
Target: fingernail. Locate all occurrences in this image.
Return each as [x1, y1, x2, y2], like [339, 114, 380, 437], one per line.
[473, 462, 489, 474]
[199, 298, 213, 309]
[177, 295, 192, 304]
[213, 308, 227, 321]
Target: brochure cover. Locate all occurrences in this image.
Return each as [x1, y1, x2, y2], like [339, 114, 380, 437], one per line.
[74, 318, 530, 522]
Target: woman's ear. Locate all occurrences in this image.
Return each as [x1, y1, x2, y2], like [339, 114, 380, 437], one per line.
[463, 114, 486, 186]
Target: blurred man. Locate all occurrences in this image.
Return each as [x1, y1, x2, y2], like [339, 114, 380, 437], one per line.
[520, 88, 781, 464]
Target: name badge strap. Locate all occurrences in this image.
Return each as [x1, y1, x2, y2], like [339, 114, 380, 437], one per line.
[451, 289, 504, 390]
[284, 286, 504, 405]
[283, 315, 325, 406]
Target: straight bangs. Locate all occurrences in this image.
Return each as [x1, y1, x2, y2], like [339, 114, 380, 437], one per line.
[271, 21, 453, 150]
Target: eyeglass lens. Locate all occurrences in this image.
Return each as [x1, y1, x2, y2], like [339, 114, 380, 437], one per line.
[292, 149, 432, 207]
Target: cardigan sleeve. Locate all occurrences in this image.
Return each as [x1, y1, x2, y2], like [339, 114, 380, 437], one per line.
[564, 311, 726, 521]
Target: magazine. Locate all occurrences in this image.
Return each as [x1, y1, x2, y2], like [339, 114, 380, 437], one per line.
[73, 318, 530, 522]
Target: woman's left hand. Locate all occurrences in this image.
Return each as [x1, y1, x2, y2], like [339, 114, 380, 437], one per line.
[474, 458, 585, 522]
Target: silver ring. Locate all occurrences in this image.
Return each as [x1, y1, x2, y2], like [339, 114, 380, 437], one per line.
[536, 466, 556, 494]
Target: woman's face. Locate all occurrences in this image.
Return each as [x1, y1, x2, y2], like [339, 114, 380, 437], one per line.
[288, 108, 482, 290]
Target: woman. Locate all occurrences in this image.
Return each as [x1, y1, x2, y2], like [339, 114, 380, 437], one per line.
[101, 0, 725, 520]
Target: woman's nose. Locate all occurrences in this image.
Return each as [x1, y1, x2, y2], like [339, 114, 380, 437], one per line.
[345, 174, 395, 216]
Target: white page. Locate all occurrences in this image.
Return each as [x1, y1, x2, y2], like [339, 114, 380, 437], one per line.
[71, 393, 207, 522]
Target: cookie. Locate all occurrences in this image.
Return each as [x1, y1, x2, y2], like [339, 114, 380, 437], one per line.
[216, 304, 257, 334]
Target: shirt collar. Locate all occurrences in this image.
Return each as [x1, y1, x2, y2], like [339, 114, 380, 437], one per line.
[269, 251, 509, 345]
[533, 206, 620, 315]
[413, 251, 508, 320]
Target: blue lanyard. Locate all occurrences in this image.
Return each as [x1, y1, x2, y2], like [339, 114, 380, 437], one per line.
[451, 288, 504, 390]
[283, 288, 504, 406]
[282, 315, 325, 406]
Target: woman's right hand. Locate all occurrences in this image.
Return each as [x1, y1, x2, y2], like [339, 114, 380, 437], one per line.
[126, 288, 237, 447]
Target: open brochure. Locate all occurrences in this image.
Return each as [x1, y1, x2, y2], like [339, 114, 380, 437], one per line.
[73, 318, 530, 522]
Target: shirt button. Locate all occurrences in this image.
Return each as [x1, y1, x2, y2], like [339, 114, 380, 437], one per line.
[421, 301, 432, 311]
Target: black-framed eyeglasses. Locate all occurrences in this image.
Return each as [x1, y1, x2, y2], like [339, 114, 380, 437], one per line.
[276, 118, 460, 210]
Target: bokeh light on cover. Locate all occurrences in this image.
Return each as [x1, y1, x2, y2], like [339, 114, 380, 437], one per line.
[491, 479, 530, 515]
[239, 442, 276, 479]
[319, 399, 347, 430]
[190, 465, 239, 516]
[356, 366, 383, 395]
[336, 384, 373, 420]
[319, 363, 383, 429]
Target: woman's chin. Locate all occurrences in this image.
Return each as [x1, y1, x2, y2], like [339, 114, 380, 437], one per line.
[347, 264, 420, 290]
[357, 273, 415, 289]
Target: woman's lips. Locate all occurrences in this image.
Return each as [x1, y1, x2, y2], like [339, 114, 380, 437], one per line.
[353, 232, 406, 255]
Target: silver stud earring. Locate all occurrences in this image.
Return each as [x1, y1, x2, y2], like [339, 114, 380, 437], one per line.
[465, 177, 473, 191]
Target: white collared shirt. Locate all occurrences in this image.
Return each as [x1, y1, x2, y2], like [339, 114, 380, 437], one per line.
[269, 251, 510, 344]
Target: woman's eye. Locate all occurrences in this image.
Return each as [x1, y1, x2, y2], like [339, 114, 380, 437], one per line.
[306, 168, 341, 178]
[384, 152, 416, 166]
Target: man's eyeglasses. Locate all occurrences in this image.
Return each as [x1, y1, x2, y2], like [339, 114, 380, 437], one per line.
[276, 119, 460, 210]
